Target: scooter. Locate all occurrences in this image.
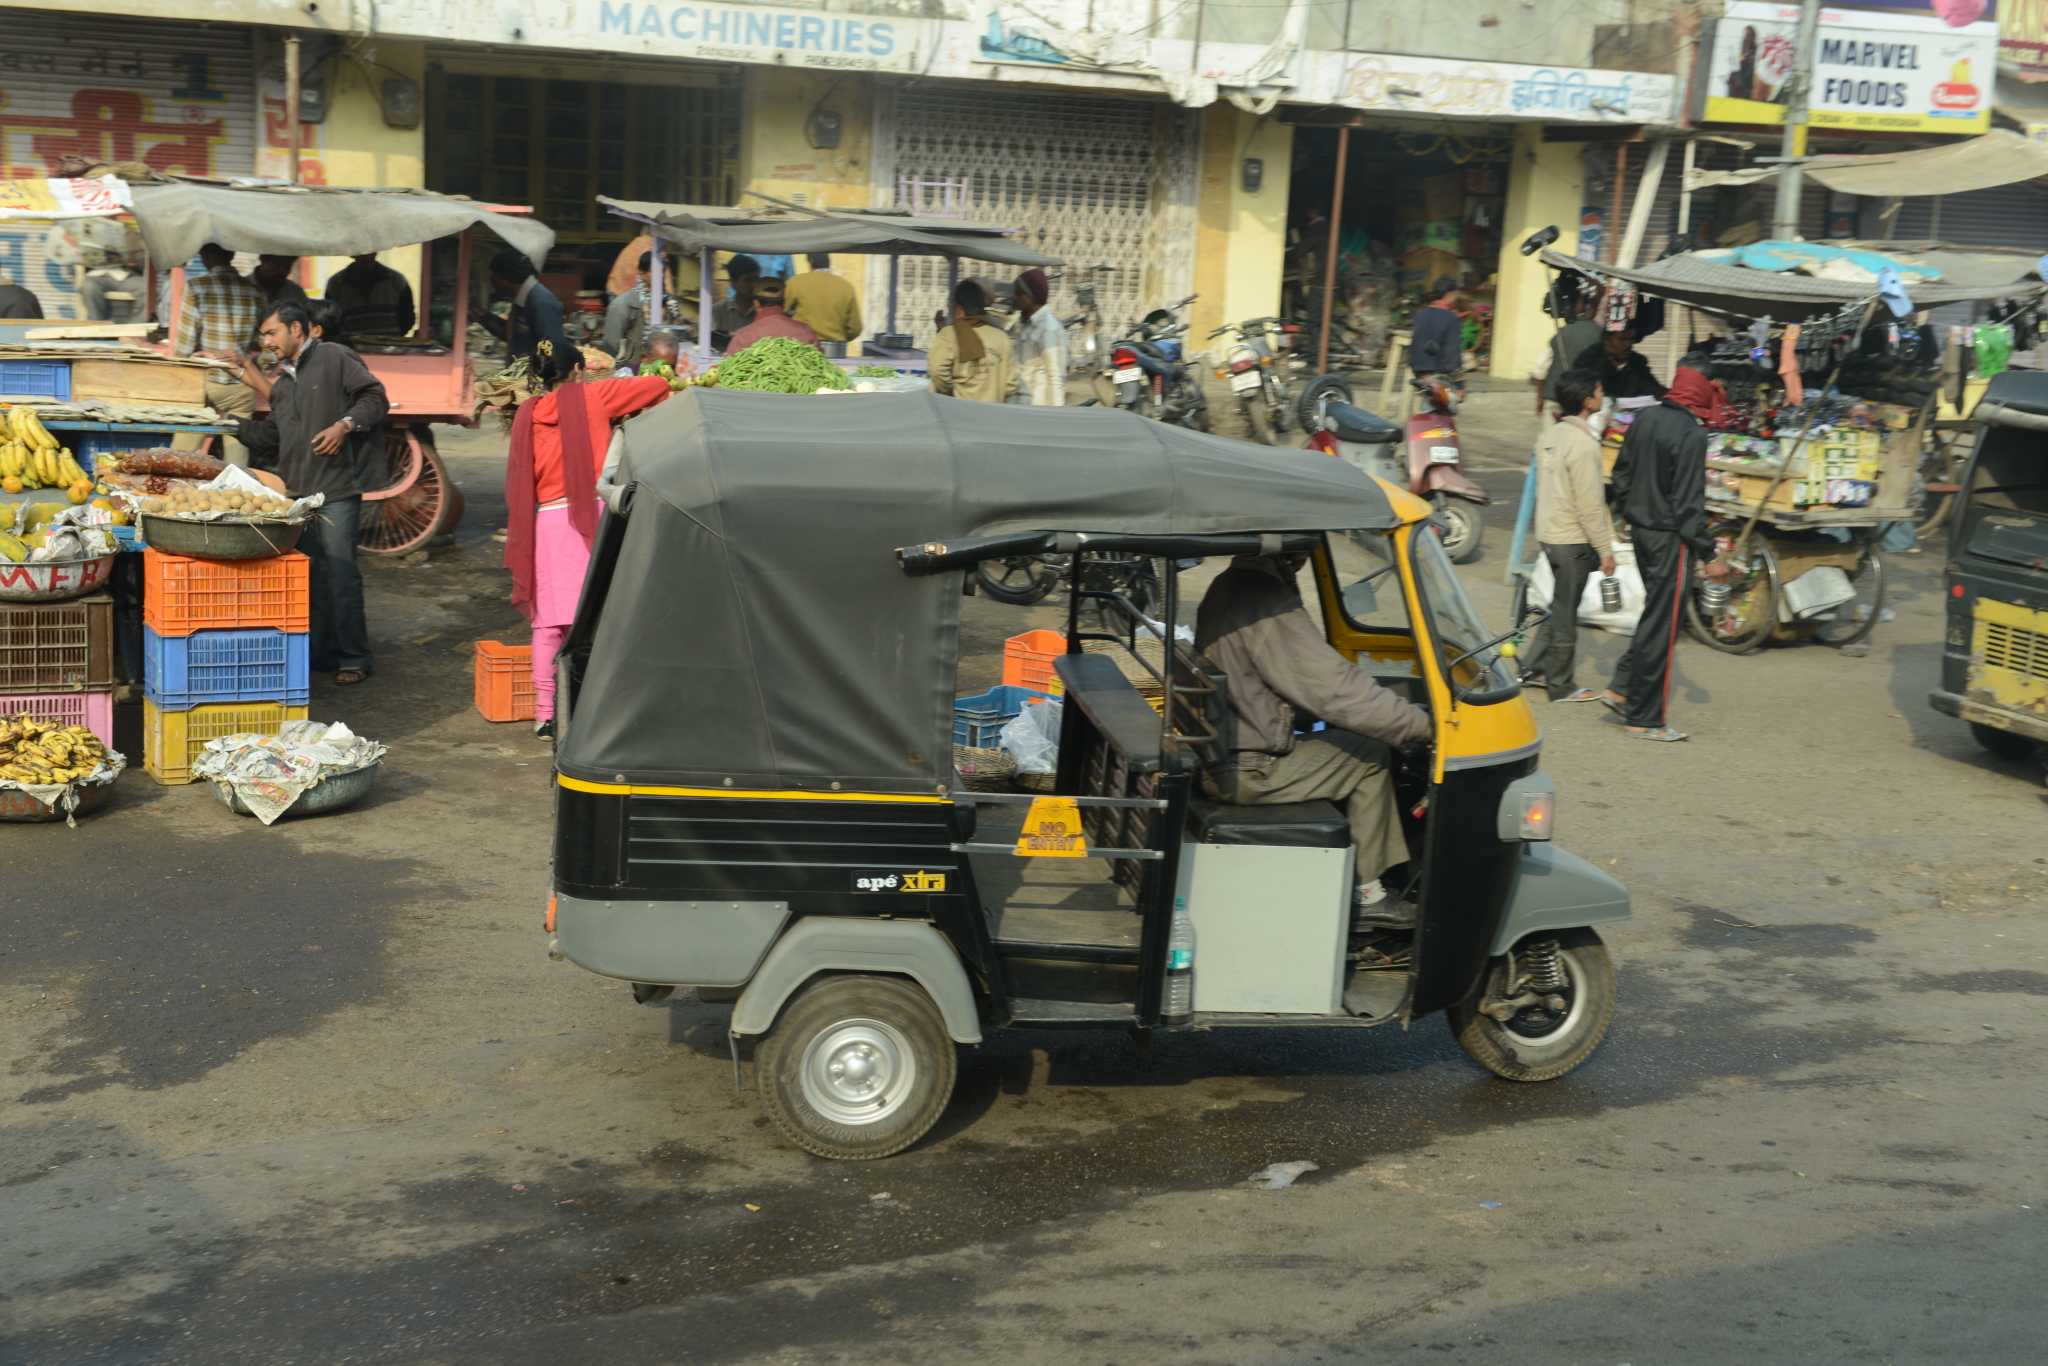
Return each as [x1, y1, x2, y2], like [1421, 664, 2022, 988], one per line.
[1208, 316, 1305, 445]
[1093, 295, 1208, 431]
[1299, 372, 1489, 563]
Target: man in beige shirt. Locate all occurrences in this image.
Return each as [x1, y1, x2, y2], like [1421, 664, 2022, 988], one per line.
[1526, 367, 1617, 703]
[928, 280, 1017, 403]
[783, 253, 863, 343]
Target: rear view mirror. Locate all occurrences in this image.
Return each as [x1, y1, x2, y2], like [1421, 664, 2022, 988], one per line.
[1520, 226, 1559, 257]
[1342, 578, 1380, 617]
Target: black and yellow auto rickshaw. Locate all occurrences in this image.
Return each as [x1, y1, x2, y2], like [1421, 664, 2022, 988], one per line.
[547, 390, 1629, 1159]
[1930, 369, 2048, 758]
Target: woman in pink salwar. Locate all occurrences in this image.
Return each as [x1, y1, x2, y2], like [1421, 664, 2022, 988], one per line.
[503, 342, 671, 738]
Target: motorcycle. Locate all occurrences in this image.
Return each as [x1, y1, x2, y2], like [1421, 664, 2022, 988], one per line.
[1093, 295, 1208, 431]
[1299, 372, 1489, 563]
[1209, 316, 1305, 445]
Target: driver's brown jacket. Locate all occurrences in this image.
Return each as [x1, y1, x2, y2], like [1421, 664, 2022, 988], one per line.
[1193, 557, 1432, 774]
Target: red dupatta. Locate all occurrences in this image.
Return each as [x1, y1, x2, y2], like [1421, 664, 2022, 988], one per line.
[503, 381, 602, 623]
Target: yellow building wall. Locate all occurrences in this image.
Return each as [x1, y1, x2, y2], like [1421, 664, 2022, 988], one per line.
[732, 68, 876, 319]
[1491, 124, 1583, 383]
[1193, 106, 1292, 349]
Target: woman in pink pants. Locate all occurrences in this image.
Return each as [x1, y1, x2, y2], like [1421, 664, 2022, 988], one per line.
[503, 342, 670, 738]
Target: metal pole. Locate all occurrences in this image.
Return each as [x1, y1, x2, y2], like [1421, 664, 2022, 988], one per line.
[451, 231, 469, 375]
[888, 254, 900, 335]
[1679, 138, 1696, 242]
[1316, 123, 1349, 374]
[648, 231, 665, 353]
[284, 36, 302, 185]
[1772, 0, 1823, 240]
[1504, 450, 1540, 588]
[698, 247, 714, 368]
[1607, 143, 1627, 264]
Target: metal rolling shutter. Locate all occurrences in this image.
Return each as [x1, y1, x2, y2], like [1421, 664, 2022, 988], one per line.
[1891, 180, 2048, 252]
[0, 15, 256, 320]
[870, 84, 1201, 348]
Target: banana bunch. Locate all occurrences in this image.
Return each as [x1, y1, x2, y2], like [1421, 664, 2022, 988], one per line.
[0, 714, 106, 785]
[1, 406, 88, 494]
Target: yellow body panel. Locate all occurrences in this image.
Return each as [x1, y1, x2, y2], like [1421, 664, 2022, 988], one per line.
[558, 775, 947, 803]
[1968, 598, 2048, 721]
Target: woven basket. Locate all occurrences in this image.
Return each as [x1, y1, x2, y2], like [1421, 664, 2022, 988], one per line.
[1010, 769, 1058, 794]
[1083, 637, 1167, 699]
[953, 744, 1017, 792]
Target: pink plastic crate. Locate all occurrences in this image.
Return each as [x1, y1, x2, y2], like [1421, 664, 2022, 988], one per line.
[0, 689, 116, 748]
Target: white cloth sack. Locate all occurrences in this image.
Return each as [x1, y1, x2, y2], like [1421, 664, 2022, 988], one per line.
[1525, 540, 1645, 636]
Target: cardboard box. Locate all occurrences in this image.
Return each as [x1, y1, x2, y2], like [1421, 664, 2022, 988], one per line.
[1423, 173, 1464, 221]
[1396, 219, 1462, 254]
[1727, 472, 1823, 511]
[1400, 248, 1461, 292]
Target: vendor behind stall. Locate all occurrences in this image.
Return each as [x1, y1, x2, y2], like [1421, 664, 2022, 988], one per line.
[504, 342, 671, 739]
[725, 278, 819, 356]
[327, 252, 416, 338]
[174, 242, 267, 466]
[783, 254, 862, 343]
[474, 248, 569, 364]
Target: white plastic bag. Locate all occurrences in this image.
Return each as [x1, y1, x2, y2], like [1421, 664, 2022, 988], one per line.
[997, 698, 1061, 774]
[1525, 541, 1645, 636]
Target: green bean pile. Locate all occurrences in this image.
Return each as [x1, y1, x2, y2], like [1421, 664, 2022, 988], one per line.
[850, 363, 899, 378]
[713, 337, 851, 393]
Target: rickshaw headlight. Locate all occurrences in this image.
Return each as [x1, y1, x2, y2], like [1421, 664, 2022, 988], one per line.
[1497, 772, 1556, 841]
[1518, 792, 1554, 840]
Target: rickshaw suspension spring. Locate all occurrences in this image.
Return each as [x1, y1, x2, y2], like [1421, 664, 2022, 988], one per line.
[1523, 939, 1566, 995]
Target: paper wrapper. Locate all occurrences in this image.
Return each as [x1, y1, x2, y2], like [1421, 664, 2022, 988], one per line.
[191, 721, 386, 825]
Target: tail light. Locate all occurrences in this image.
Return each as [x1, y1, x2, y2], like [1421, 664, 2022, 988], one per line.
[1112, 346, 1138, 368]
[1305, 430, 1339, 456]
[1228, 357, 1258, 373]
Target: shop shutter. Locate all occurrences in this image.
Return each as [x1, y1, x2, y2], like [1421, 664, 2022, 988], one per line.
[1890, 180, 2048, 252]
[869, 84, 1202, 347]
[0, 15, 256, 320]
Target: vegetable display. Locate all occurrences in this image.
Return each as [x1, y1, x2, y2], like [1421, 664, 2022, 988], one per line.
[850, 364, 899, 378]
[706, 338, 852, 394]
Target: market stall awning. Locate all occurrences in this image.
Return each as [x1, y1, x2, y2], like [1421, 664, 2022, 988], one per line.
[599, 196, 1062, 267]
[126, 181, 556, 268]
[1539, 247, 2042, 322]
[1683, 130, 2048, 198]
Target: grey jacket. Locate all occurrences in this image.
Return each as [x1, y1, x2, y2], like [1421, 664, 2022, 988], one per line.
[1194, 558, 1432, 773]
[269, 339, 389, 501]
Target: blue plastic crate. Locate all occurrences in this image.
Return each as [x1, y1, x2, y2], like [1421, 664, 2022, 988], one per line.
[953, 684, 1048, 749]
[0, 361, 70, 402]
[67, 428, 179, 475]
[144, 626, 310, 708]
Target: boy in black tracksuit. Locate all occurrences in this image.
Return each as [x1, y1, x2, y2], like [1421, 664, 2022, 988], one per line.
[1604, 368, 1731, 739]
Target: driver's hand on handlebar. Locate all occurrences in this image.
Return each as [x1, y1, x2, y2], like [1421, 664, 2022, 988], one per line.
[1397, 739, 1433, 771]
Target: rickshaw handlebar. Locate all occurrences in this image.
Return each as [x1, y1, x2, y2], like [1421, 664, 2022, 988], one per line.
[897, 530, 1322, 576]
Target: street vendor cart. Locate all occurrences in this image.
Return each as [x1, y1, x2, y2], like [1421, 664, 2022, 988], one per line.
[593, 196, 1061, 374]
[1527, 243, 2045, 656]
[547, 390, 1628, 1159]
[128, 180, 556, 556]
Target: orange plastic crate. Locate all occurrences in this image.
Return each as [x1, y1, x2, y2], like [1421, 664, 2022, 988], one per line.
[474, 640, 536, 722]
[143, 550, 310, 636]
[1002, 628, 1067, 695]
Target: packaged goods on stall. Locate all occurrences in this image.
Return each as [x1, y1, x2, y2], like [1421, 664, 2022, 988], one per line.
[2, 503, 120, 564]
[190, 720, 386, 825]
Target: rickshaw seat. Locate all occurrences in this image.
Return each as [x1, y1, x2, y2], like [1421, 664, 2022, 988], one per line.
[1187, 798, 1350, 849]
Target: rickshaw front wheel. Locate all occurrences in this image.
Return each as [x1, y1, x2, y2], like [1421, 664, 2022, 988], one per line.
[754, 974, 958, 1160]
[1448, 928, 1615, 1083]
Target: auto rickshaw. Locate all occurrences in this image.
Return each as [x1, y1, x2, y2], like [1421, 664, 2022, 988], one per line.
[1930, 369, 2048, 759]
[547, 390, 1630, 1159]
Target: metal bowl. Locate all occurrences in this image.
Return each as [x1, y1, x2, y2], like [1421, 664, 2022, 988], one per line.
[138, 515, 303, 560]
[206, 761, 380, 819]
[0, 782, 105, 823]
[0, 553, 118, 602]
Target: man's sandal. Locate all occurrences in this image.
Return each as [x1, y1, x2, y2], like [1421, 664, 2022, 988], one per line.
[1624, 725, 1688, 742]
[1557, 688, 1604, 703]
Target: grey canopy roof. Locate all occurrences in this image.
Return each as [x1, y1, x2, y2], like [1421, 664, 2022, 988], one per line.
[127, 181, 556, 267]
[1540, 247, 2043, 322]
[599, 196, 1062, 266]
[556, 389, 1396, 794]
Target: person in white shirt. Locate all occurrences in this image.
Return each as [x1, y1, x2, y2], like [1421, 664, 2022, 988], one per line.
[1010, 268, 1066, 406]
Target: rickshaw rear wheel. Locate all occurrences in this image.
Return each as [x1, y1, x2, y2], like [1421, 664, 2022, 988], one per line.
[1449, 928, 1615, 1083]
[1971, 722, 2041, 762]
[754, 973, 957, 1160]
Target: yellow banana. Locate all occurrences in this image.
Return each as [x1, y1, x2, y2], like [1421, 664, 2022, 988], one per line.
[21, 407, 56, 451]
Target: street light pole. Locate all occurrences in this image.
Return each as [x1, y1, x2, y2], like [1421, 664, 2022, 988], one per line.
[1771, 0, 1823, 240]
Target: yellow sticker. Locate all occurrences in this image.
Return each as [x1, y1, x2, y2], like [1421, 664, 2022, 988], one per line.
[1014, 796, 1088, 857]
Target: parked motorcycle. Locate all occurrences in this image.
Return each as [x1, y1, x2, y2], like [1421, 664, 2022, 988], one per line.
[1209, 316, 1305, 445]
[1299, 372, 1489, 563]
[1093, 295, 1208, 431]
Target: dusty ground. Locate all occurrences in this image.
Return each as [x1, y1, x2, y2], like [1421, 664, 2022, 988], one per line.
[3, 390, 2045, 1365]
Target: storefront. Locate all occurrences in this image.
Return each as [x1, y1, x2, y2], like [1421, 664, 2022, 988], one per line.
[0, 13, 257, 319]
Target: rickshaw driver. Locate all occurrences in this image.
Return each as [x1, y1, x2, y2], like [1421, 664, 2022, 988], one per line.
[1195, 552, 1435, 928]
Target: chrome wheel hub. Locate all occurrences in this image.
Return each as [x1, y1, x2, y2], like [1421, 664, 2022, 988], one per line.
[800, 1019, 916, 1126]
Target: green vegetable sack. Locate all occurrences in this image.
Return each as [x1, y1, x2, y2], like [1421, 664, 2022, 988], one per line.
[713, 337, 852, 393]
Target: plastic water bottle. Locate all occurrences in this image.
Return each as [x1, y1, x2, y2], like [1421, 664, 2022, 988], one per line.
[1164, 896, 1196, 1022]
[1598, 576, 1622, 612]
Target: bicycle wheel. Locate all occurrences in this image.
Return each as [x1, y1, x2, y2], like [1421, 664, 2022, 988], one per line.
[1684, 532, 1779, 654]
[1809, 544, 1886, 648]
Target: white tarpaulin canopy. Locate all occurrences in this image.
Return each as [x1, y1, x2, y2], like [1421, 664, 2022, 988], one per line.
[126, 181, 555, 267]
[1684, 130, 2048, 197]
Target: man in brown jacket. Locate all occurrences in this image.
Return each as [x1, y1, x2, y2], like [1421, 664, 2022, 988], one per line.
[1195, 553, 1434, 922]
[928, 280, 1017, 402]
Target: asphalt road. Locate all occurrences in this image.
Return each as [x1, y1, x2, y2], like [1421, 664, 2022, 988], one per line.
[3, 396, 2045, 1365]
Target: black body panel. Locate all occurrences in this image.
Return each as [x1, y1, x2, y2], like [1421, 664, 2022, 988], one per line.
[1409, 756, 1536, 1017]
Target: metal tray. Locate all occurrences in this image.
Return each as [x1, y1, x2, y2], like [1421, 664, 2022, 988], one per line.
[206, 761, 380, 819]
[0, 782, 106, 822]
[138, 515, 303, 560]
[0, 553, 119, 602]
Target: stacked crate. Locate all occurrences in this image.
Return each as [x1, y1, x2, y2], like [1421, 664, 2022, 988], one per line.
[0, 594, 118, 745]
[142, 549, 312, 783]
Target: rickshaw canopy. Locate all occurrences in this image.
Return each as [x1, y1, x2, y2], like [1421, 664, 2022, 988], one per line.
[126, 181, 556, 268]
[598, 196, 1062, 266]
[557, 390, 1400, 795]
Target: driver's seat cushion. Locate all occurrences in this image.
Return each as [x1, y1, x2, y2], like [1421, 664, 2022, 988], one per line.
[1187, 798, 1351, 849]
[1325, 400, 1403, 444]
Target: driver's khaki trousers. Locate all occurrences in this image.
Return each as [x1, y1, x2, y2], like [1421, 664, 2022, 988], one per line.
[1200, 732, 1406, 883]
